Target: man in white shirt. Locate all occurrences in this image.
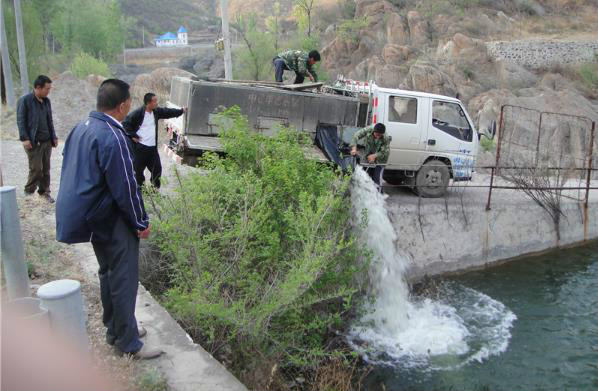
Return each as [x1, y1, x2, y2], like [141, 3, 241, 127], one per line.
[123, 93, 186, 188]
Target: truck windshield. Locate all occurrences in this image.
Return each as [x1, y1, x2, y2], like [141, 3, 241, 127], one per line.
[432, 101, 472, 142]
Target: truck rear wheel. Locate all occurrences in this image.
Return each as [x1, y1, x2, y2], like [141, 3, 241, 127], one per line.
[415, 160, 450, 198]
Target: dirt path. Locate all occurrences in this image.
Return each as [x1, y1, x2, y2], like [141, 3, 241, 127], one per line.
[1, 138, 164, 390]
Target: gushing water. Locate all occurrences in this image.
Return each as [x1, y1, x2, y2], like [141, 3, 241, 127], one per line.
[348, 167, 516, 369]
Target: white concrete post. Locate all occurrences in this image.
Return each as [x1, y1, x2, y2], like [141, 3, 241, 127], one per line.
[37, 279, 89, 350]
[220, 0, 233, 80]
[0, 186, 30, 299]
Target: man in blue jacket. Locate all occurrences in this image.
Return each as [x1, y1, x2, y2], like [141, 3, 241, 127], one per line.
[56, 79, 161, 360]
[17, 75, 58, 202]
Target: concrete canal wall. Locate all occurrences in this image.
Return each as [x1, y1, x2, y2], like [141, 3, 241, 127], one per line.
[384, 176, 598, 281]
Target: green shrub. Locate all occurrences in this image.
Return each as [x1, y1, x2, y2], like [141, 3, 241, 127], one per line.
[144, 107, 366, 371]
[136, 369, 168, 391]
[70, 52, 111, 79]
[579, 61, 598, 91]
[480, 136, 496, 152]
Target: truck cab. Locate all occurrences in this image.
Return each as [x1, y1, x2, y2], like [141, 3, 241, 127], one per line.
[369, 86, 478, 197]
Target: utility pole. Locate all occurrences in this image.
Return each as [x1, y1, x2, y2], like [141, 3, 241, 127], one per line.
[220, 0, 233, 80]
[13, 0, 29, 94]
[1, 3, 16, 106]
[142, 25, 145, 47]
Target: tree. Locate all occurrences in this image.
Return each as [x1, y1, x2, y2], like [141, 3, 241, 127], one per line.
[2, 1, 45, 84]
[293, 0, 316, 37]
[231, 13, 276, 81]
[50, 0, 125, 60]
[265, 2, 281, 51]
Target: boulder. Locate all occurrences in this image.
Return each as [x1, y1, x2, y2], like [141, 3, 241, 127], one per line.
[539, 73, 572, 92]
[382, 44, 411, 65]
[130, 73, 153, 103]
[376, 64, 402, 88]
[130, 67, 194, 103]
[406, 10, 430, 46]
[321, 37, 357, 70]
[386, 13, 409, 46]
[348, 55, 384, 81]
[86, 74, 106, 88]
[407, 62, 456, 96]
[437, 33, 488, 62]
[350, 41, 373, 66]
[193, 54, 225, 79]
[496, 61, 538, 90]
[355, 0, 398, 19]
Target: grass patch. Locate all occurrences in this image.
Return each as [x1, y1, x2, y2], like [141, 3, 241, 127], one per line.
[136, 368, 168, 391]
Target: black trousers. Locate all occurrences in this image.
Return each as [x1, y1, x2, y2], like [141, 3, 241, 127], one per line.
[91, 216, 143, 353]
[365, 165, 384, 191]
[273, 57, 304, 84]
[134, 144, 162, 188]
[24, 140, 52, 194]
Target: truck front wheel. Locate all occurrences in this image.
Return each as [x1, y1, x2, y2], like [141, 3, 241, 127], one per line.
[415, 160, 450, 198]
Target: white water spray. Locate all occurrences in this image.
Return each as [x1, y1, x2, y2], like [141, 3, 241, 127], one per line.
[348, 167, 516, 369]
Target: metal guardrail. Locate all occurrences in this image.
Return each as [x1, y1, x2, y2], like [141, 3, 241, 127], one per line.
[485, 104, 596, 211]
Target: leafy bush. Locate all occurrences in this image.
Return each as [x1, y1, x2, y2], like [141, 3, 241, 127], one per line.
[70, 52, 111, 79]
[136, 369, 168, 391]
[579, 61, 598, 91]
[233, 13, 278, 81]
[480, 136, 496, 152]
[144, 107, 366, 374]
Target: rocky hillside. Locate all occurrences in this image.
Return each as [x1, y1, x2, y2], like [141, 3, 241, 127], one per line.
[318, 0, 598, 166]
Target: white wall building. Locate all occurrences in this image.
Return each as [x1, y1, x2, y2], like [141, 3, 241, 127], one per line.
[155, 26, 188, 47]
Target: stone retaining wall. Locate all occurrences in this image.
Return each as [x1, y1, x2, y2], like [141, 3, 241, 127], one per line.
[486, 40, 598, 69]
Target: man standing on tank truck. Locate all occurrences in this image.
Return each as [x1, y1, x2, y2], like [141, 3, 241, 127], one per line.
[350, 123, 392, 192]
[273, 49, 320, 84]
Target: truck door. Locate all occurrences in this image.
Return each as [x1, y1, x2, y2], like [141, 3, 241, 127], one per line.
[383, 94, 429, 170]
[427, 100, 475, 179]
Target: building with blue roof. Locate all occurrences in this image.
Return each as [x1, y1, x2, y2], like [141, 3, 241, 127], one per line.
[155, 26, 188, 47]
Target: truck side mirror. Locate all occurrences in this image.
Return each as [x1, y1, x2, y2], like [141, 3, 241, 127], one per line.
[482, 120, 496, 140]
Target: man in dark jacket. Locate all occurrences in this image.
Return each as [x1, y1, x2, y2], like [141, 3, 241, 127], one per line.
[56, 79, 161, 360]
[17, 75, 58, 202]
[123, 93, 185, 189]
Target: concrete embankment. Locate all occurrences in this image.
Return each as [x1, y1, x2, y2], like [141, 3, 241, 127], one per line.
[384, 175, 598, 281]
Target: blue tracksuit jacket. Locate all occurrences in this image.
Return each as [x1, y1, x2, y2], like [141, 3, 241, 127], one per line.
[56, 111, 149, 243]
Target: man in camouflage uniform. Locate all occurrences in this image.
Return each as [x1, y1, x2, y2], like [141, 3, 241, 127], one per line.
[273, 49, 320, 84]
[350, 123, 391, 191]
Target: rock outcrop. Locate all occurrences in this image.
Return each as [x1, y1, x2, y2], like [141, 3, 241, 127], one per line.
[131, 67, 195, 103]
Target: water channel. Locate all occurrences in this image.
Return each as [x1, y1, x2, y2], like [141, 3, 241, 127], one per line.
[364, 242, 598, 391]
[350, 167, 598, 391]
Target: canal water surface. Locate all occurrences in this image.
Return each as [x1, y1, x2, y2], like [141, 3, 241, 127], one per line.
[364, 241, 598, 391]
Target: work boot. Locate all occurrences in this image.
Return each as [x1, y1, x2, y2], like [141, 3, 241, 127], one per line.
[127, 345, 163, 360]
[106, 326, 147, 346]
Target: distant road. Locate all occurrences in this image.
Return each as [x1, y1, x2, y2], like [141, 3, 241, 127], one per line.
[124, 42, 242, 54]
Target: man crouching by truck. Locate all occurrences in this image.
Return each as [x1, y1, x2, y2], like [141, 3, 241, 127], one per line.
[123, 93, 186, 189]
[350, 123, 391, 192]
